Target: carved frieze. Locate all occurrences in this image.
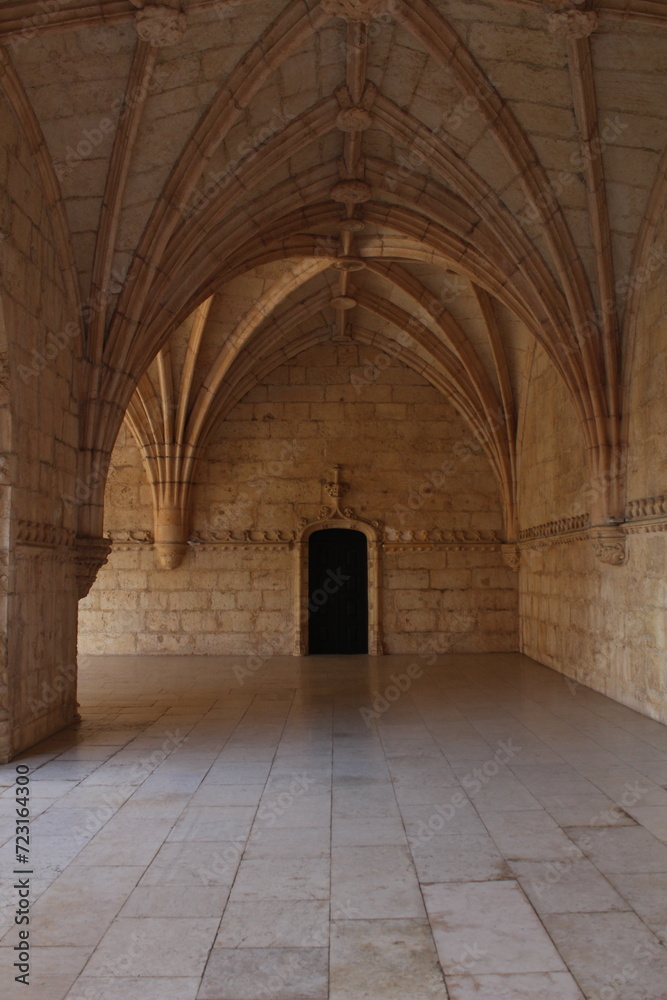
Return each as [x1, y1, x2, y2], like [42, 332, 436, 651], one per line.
[518, 513, 590, 543]
[624, 493, 667, 530]
[106, 529, 154, 549]
[17, 521, 76, 549]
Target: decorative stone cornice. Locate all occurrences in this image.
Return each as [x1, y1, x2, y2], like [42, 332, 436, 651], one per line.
[75, 537, 112, 599]
[179, 524, 504, 552]
[382, 528, 501, 552]
[519, 513, 591, 544]
[518, 512, 627, 563]
[106, 529, 154, 549]
[134, 5, 187, 47]
[17, 520, 76, 548]
[190, 529, 296, 550]
[626, 494, 667, 518]
[321, 0, 397, 21]
[624, 493, 667, 531]
[547, 8, 598, 37]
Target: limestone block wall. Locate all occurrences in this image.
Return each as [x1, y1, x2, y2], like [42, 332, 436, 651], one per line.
[0, 98, 81, 760]
[518, 314, 667, 723]
[520, 536, 667, 721]
[625, 222, 667, 502]
[79, 344, 518, 655]
[518, 345, 589, 529]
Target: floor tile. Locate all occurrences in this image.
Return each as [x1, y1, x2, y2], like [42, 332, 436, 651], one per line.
[119, 884, 230, 918]
[331, 845, 425, 917]
[139, 841, 242, 885]
[166, 805, 256, 841]
[214, 899, 329, 948]
[66, 977, 200, 999]
[510, 858, 630, 914]
[543, 911, 667, 1000]
[423, 880, 567, 974]
[81, 918, 218, 977]
[480, 808, 582, 861]
[9, 867, 143, 947]
[244, 825, 330, 858]
[229, 858, 330, 901]
[197, 947, 328, 999]
[329, 918, 448, 999]
[568, 824, 667, 873]
[409, 833, 511, 882]
[5, 653, 667, 1000]
[446, 971, 585, 999]
[626, 805, 667, 842]
[331, 815, 407, 846]
[605, 872, 667, 942]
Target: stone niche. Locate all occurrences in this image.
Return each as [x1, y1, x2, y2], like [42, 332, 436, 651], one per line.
[79, 342, 519, 656]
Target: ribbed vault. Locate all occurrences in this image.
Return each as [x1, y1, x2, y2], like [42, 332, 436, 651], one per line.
[1, 0, 665, 571]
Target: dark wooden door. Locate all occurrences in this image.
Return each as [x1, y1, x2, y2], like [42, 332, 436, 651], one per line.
[308, 529, 368, 654]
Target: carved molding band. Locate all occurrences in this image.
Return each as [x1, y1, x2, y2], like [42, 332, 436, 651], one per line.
[623, 493, 667, 533]
[188, 525, 501, 551]
[190, 529, 296, 548]
[518, 514, 591, 544]
[517, 513, 627, 564]
[106, 529, 154, 549]
[17, 520, 76, 549]
[383, 526, 502, 552]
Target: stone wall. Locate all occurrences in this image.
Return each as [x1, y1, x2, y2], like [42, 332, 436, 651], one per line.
[79, 343, 518, 655]
[517, 345, 589, 529]
[0, 97, 81, 760]
[519, 535, 667, 721]
[626, 220, 667, 502]
[518, 289, 667, 723]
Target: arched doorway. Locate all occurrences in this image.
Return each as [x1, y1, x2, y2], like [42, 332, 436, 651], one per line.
[307, 528, 368, 654]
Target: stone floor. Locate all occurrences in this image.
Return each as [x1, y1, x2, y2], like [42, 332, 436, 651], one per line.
[2, 652, 667, 1000]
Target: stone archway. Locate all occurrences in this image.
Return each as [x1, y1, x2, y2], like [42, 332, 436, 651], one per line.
[294, 513, 382, 655]
[307, 527, 369, 654]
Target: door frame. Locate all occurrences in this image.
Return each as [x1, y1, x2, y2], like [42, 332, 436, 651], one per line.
[294, 516, 382, 655]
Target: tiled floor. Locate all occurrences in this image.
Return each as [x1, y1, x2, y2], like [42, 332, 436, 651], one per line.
[2, 652, 667, 999]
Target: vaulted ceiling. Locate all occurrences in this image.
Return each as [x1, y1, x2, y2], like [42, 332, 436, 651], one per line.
[1, 0, 665, 539]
